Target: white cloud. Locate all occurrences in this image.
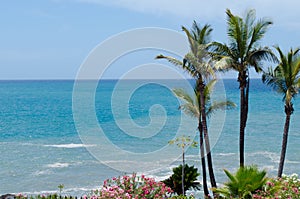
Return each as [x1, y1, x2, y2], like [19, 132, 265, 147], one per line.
[77, 0, 300, 29]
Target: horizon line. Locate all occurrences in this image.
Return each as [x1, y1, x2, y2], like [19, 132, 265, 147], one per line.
[0, 77, 262, 81]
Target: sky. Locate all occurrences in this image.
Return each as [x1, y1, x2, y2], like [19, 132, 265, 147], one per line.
[1, 0, 300, 80]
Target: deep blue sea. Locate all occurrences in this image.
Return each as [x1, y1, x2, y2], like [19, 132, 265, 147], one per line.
[1, 79, 300, 197]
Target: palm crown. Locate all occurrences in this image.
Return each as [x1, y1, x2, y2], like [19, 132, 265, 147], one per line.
[211, 9, 276, 73]
[173, 79, 236, 118]
[263, 46, 300, 105]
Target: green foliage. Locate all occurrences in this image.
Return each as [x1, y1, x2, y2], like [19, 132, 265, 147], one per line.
[173, 79, 236, 119]
[168, 135, 197, 149]
[210, 9, 276, 73]
[253, 173, 300, 198]
[58, 184, 64, 195]
[95, 173, 172, 199]
[214, 165, 267, 199]
[163, 164, 200, 195]
[262, 46, 300, 104]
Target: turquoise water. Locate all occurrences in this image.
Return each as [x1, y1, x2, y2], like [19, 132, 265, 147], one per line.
[1, 79, 300, 196]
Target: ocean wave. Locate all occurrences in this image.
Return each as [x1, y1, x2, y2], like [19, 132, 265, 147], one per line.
[11, 186, 99, 197]
[286, 160, 300, 164]
[217, 152, 236, 156]
[33, 170, 53, 176]
[44, 143, 96, 148]
[247, 151, 280, 163]
[46, 163, 70, 168]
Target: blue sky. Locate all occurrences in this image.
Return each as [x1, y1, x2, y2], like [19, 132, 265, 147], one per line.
[1, 0, 300, 79]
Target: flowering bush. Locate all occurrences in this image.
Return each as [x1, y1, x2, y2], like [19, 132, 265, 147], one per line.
[253, 173, 300, 199]
[93, 173, 172, 199]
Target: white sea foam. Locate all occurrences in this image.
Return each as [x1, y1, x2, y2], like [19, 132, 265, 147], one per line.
[286, 160, 300, 164]
[12, 186, 99, 197]
[217, 152, 236, 156]
[44, 143, 96, 148]
[46, 162, 70, 168]
[33, 170, 53, 176]
[248, 151, 280, 163]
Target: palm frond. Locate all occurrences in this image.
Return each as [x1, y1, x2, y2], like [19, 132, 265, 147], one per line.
[155, 54, 183, 66]
[173, 88, 199, 118]
[182, 26, 197, 55]
[248, 47, 278, 72]
[209, 41, 234, 58]
[247, 17, 273, 53]
[180, 103, 199, 118]
[191, 21, 213, 45]
[206, 101, 237, 117]
[209, 42, 238, 72]
[263, 46, 300, 103]
[204, 79, 217, 99]
[173, 88, 195, 105]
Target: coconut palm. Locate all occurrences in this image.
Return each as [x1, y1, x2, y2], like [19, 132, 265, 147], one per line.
[156, 21, 218, 195]
[210, 9, 276, 167]
[173, 79, 236, 197]
[262, 46, 300, 177]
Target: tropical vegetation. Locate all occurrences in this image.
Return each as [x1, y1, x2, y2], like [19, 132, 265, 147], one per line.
[172, 79, 235, 197]
[262, 46, 300, 177]
[163, 164, 200, 196]
[253, 173, 300, 198]
[93, 173, 172, 199]
[210, 9, 276, 167]
[11, 7, 300, 199]
[214, 165, 267, 199]
[156, 20, 219, 197]
[168, 135, 198, 195]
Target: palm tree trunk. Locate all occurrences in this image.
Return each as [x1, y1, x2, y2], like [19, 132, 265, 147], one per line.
[244, 74, 249, 129]
[198, 122, 210, 198]
[238, 71, 248, 168]
[182, 148, 185, 196]
[198, 81, 217, 192]
[278, 104, 293, 177]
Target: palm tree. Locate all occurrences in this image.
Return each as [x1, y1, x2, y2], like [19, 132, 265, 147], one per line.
[262, 46, 300, 177]
[156, 21, 219, 195]
[173, 79, 236, 197]
[210, 9, 276, 167]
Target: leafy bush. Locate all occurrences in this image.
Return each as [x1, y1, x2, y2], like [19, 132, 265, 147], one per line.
[253, 173, 300, 198]
[163, 164, 200, 195]
[214, 165, 267, 199]
[93, 173, 172, 198]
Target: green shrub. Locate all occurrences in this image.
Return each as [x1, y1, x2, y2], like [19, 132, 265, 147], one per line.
[163, 164, 200, 195]
[214, 165, 267, 199]
[253, 173, 300, 198]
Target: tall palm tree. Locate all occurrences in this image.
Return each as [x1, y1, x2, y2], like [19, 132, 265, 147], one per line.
[210, 9, 276, 167]
[156, 21, 218, 195]
[173, 79, 236, 197]
[262, 46, 300, 177]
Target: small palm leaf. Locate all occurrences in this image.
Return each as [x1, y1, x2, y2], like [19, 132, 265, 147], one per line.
[155, 54, 183, 66]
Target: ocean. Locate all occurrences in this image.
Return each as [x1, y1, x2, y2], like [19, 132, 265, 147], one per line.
[1, 79, 300, 197]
